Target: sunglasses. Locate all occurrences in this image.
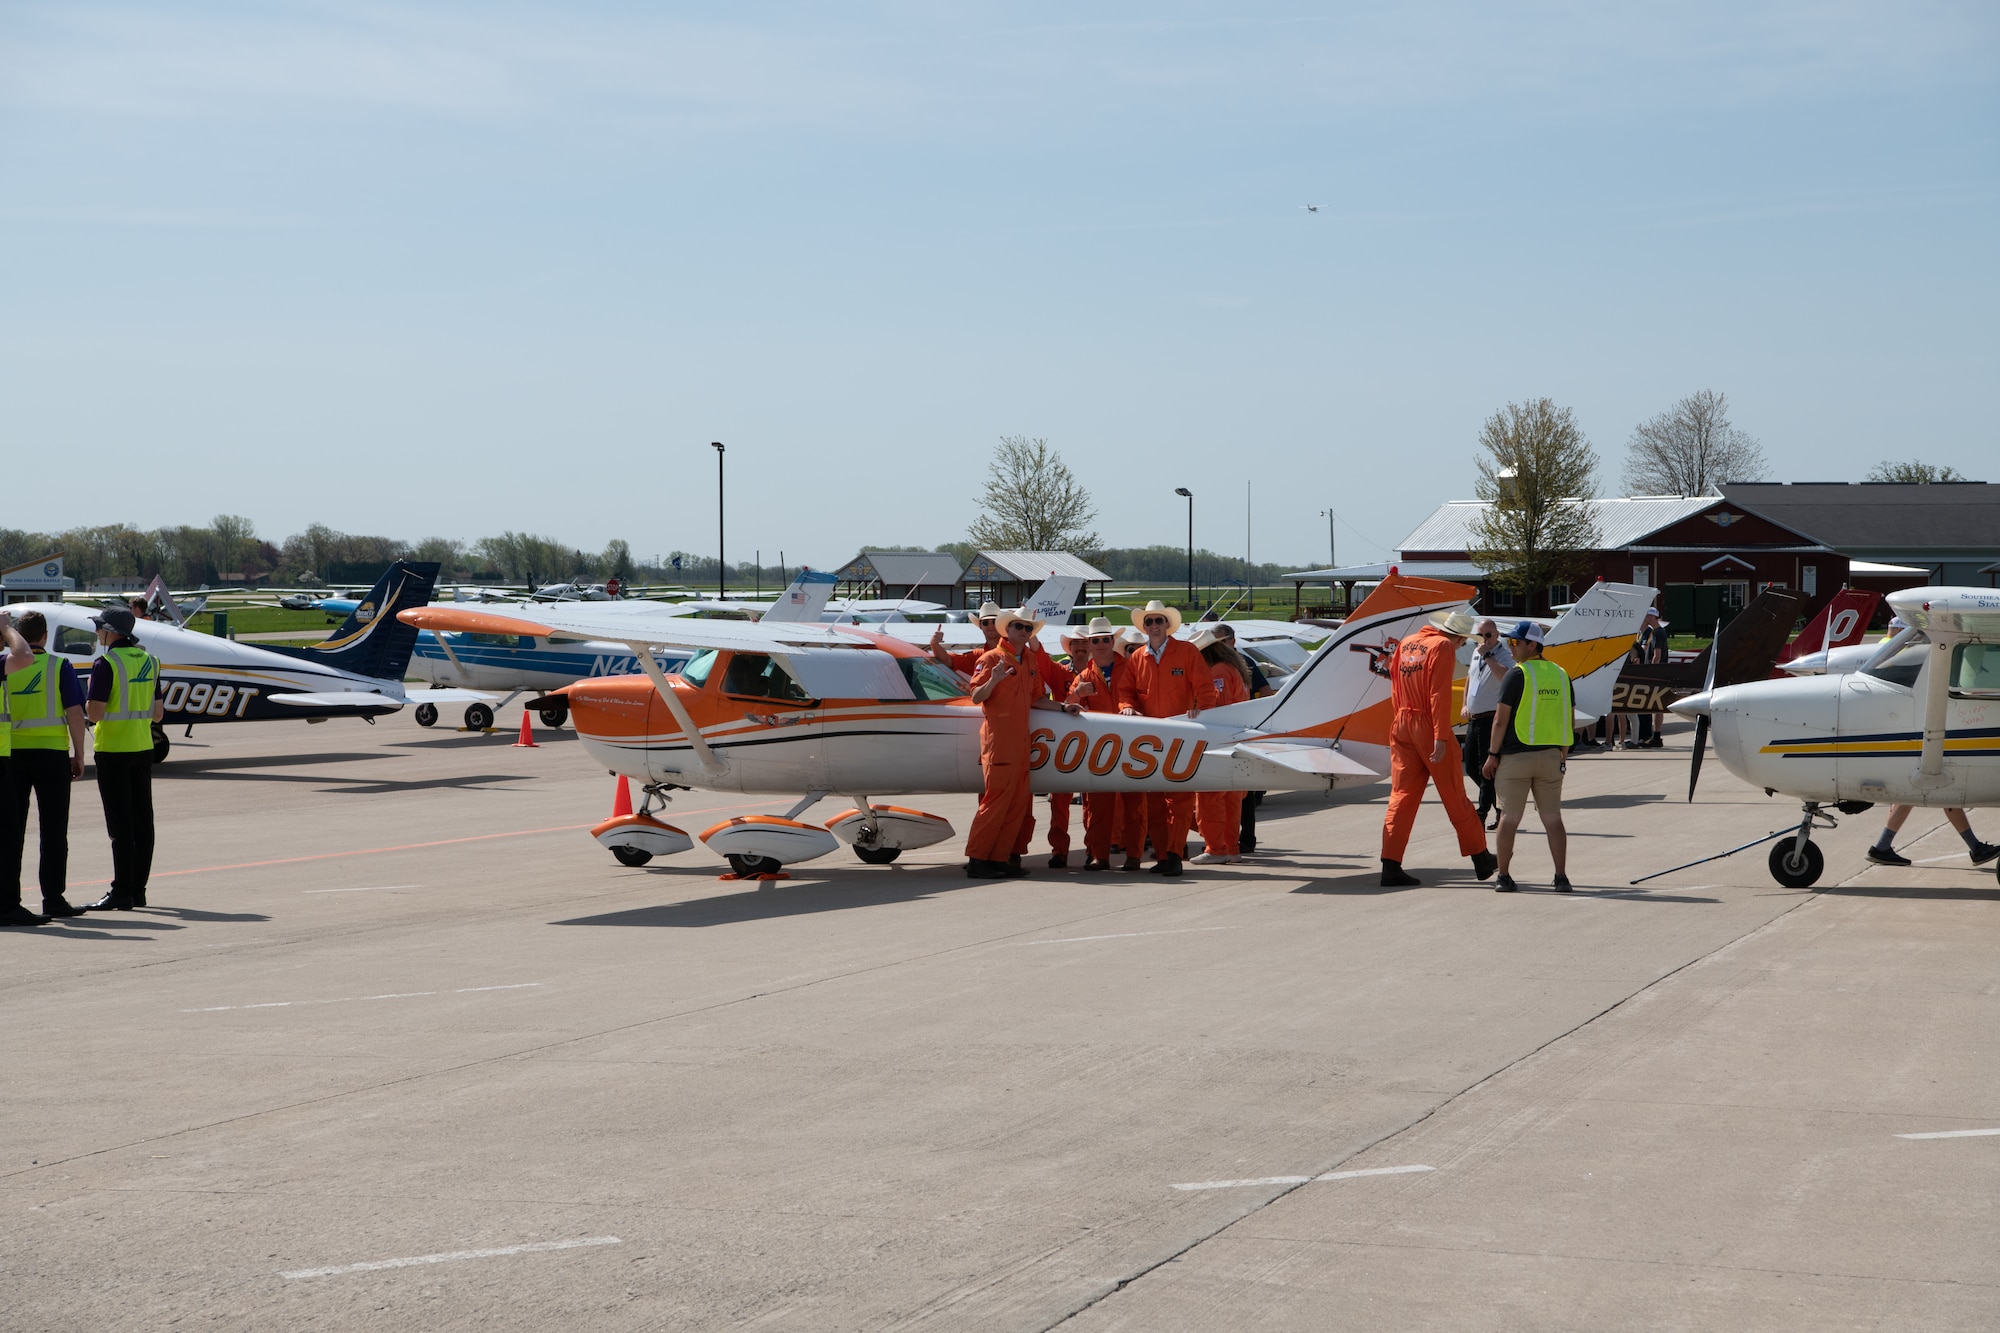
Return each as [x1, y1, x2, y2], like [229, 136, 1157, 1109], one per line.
[1143, 616, 1169, 627]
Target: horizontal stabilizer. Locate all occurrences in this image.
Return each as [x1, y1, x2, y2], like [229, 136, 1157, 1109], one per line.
[1226, 741, 1379, 782]
[267, 692, 406, 709]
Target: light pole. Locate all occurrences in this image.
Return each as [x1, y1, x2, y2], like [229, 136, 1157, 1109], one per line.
[1174, 487, 1193, 607]
[711, 441, 726, 598]
[1319, 508, 1336, 571]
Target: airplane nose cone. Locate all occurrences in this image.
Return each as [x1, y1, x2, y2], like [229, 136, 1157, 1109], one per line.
[1669, 691, 1711, 717]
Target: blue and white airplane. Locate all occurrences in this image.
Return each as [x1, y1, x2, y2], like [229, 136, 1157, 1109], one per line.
[405, 570, 839, 729]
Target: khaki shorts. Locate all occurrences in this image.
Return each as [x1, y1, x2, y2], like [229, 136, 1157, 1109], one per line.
[1495, 748, 1564, 817]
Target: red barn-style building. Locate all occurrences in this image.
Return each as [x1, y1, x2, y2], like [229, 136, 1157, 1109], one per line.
[1395, 495, 1849, 627]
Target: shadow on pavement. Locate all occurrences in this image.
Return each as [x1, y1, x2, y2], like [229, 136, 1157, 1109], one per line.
[1815, 883, 2000, 901]
[552, 870, 980, 928]
[158, 752, 390, 774]
[1564, 793, 1668, 810]
[139, 906, 271, 922]
[327, 774, 536, 796]
[387, 731, 579, 749]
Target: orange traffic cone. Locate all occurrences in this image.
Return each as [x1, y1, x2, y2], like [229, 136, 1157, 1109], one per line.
[612, 775, 633, 816]
[513, 709, 539, 748]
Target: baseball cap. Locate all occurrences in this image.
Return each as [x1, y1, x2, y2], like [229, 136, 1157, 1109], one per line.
[91, 608, 137, 635]
[1505, 619, 1545, 644]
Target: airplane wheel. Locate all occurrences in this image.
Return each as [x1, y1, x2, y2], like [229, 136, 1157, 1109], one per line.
[464, 703, 495, 731]
[1768, 839, 1824, 889]
[537, 698, 569, 728]
[611, 846, 652, 867]
[854, 845, 901, 865]
[414, 703, 439, 728]
[151, 724, 170, 764]
[727, 854, 784, 878]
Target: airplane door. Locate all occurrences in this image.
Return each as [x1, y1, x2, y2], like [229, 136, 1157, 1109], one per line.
[1835, 664, 1919, 803]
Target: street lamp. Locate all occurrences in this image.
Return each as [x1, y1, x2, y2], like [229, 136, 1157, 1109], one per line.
[1174, 487, 1193, 607]
[711, 441, 726, 598]
[1319, 509, 1336, 571]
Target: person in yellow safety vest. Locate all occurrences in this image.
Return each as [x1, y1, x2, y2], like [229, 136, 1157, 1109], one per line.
[1480, 620, 1574, 894]
[80, 608, 164, 913]
[2, 612, 91, 922]
[0, 611, 46, 926]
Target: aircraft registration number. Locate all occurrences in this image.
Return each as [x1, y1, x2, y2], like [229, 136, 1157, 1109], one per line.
[1027, 728, 1208, 782]
[161, 680, 261, 718]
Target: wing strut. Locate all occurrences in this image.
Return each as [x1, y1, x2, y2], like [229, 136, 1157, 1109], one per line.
[1912, 639, 1953, 790]
[633, 644, 725, 779]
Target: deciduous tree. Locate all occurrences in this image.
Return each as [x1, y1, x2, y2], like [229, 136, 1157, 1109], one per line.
[1866, 459, 1969, 483]
[966, 436, 1100, 553]
[1467, 399, 1602, 607]
[1623, 390, 1766, 496]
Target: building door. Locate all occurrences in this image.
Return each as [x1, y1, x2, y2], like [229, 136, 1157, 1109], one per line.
[1662, 582, 1748, 636]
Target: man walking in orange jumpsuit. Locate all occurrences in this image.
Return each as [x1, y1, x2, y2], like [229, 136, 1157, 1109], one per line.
[965, 608, 1083, 879]
[1381, 607, 1497, 887]
[1118, 600, 1219, 877]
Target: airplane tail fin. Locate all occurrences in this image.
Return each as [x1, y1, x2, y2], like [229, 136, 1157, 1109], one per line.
[1709, 586, 1807, 688]
[1022, 575, 1086, 625]
[760, 569, 838, 623]
[1252, 574, 1478, 742]
[267, 561, 440, 681]
[1778, 588, 1882, 664]
[1540, 581, 1654, 721]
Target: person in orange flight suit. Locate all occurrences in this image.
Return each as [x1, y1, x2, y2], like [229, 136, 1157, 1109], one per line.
[1063, 617, 1142, 872]
[1021, 632, 1080, 869]
[930, 602, 1003, 678]
[1381, 606, 1498, 887]
[1192, 628, 1252, 863]
[1117, 600, 1219, 877]
[964, 608, 1083, 879]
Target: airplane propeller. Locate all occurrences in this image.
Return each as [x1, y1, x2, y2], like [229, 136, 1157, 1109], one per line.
[1684, 619, 1721, 802]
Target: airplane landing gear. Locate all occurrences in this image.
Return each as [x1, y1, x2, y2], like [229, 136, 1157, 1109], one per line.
[414, 703, 438, 727]
[1768, 801, 1839, 889]
[463, 702, 494, 731]
[726, 854, 785, 878]
[151, 723, 171, 764]
[611, 845, 653, 867]
[536, 697, 569, 728]
[854, 845, 901, 865]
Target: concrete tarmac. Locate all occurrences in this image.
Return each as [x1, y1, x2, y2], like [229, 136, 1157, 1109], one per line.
[1, 715, 1995, 1330]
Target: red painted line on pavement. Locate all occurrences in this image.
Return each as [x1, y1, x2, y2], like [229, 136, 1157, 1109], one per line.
[66, 799, 781, 889]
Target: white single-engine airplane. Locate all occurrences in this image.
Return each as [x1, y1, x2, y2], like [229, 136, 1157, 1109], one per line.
[402, 574, 1652, 877]
[1672, 587, 2000, 888]
[11, 561, 488, 760]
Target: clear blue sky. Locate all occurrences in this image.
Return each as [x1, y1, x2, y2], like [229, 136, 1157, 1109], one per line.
[3, 2, 1994, 571]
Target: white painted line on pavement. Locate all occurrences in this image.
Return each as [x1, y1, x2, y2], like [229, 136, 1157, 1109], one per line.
[182, 983, 543, 1013]
[1017, 927, 1242, 946]
[1896, 1127, 2000, 1139]
[281, 1235, 621, 1279]
[304, 884, 423, 894]
[1174, 1164, 1434, 1191]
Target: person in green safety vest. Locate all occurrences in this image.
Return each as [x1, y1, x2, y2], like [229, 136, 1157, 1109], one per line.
[2, 612, 91, 922]
[80, 608, 164, 913]
[0, 610, 47, 926]
[1480, 619, 1575, 894]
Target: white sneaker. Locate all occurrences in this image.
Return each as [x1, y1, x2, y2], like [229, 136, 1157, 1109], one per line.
[1195, 852, 1237, 864]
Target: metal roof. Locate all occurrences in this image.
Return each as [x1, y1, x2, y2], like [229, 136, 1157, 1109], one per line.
[1286, 560, 1487, 582]
[1722, 482, 2000, 552]
[962, 550, 1111, 582]
[832, 551, 964, 587]
[1397, 496, 1723, 554]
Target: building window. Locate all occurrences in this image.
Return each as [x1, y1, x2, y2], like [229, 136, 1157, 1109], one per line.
[1547, 583, 1571, 607]
[1633, 564, 1650, 587]
[1492, 588, 1516, 610]
[1802, 565, 1817, 596]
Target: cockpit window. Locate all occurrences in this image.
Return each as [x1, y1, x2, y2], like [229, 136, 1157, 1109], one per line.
[676, 649, 717, 687]
[54, 626, 96, 657]
[721, 653, 812, 703]
[899, 657, 967, 700]
[1862, 644, 1927, 689]
[1950, 643, 2000, 697]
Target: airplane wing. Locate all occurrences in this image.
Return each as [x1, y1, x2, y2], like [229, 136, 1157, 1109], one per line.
[400, 603, 881, 656]
[399, 687, 505, 704]
[266, 691, 406, 709]
[1224, 740, 1380, 782]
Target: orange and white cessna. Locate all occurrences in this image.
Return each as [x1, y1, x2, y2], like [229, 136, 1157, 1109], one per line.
[402, 573, 1649, 876]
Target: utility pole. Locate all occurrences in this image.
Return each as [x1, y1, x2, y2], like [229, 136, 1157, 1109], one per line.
[1320, 508, 1336, 570]
[1174, 487, 1193, 607]
[711, 441, 726, 598]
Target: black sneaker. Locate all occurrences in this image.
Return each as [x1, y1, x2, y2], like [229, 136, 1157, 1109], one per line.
[1969, 842, 2000, 866]
[1155, 854, 1183, 877]
[1494, 873, 1518, 893]
[1380, 860, 1420, 887]
[1047, 853, 1069, 870]
[1553, 874, 1572, 893]
[1866, 845, 1911, 867]
[1082, 859, 1110, 873]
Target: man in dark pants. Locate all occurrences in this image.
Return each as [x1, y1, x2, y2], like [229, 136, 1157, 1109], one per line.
[2, 613, 89, 919]
[1211, 625, 1275, 853]
[1460, 618, 1512, 829]
[81, 609, 163, 912]
[0, 611, 45, 926]
[1634, 607, 1669, 747]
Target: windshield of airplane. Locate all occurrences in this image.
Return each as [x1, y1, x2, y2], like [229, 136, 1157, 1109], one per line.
[677, 649, 717, 687]
[1862, 643, 1927, 689]
[1951, 643, 2000, 697]
[53, 626, 96, 657]
[900, 657, 967, 701]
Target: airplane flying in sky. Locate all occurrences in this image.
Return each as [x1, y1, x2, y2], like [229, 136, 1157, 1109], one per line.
[12, 561, 484, 760]
[1672, 587, 2000, 889]
[404, 574, 1644, 878]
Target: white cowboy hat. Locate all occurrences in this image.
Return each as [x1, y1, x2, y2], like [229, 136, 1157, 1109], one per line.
[1117, 626, 1147, 653]
[973, 601, 1003, 621]
[993, 606, 1044, 636]
[1130, 600, 1183, 635]
[1190, 626, 1227, 651]
[1082, 615, 1118, 638]
[1428, 606, 1479, 637]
